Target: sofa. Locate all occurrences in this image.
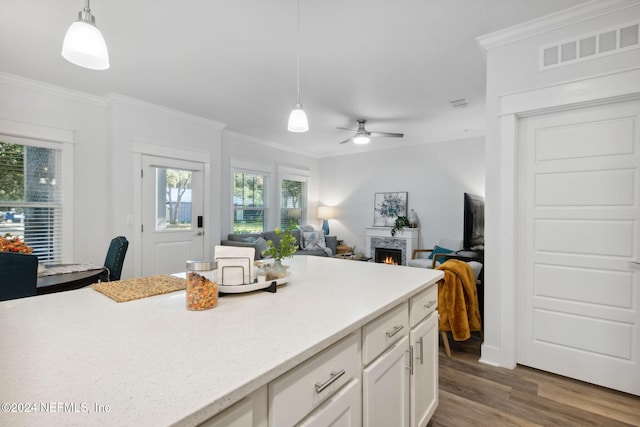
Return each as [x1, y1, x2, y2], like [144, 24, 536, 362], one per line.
[220, 227, 337, 260]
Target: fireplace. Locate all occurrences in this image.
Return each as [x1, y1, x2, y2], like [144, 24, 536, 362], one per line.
[375, 248, 402, 265]
[365, 227, 419, 266]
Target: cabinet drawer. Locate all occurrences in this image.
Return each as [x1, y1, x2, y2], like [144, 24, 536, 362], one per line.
[362, 302, 409, 366]
[409, 285, 437, 327]
[269, 331, 360, 427]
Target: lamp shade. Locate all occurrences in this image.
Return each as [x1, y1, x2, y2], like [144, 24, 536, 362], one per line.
[317, 206, 334, 219]
[62, 20, 109, 70]
[288, 104, 309, 132]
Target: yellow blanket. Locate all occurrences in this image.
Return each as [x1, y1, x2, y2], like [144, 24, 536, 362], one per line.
[435, 259, 482, 341]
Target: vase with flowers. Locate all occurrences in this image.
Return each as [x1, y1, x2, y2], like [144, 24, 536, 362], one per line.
[376, 193, 403, 226]
[263, 226, 298, 280]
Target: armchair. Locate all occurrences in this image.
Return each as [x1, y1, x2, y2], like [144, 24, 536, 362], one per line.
[407, 237, 462, 269]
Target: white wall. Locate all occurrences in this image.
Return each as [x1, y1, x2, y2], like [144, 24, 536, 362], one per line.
[0, 73, 486, 282]
[0, 75, 110, 267]
[0, 74, 224, 280]
[106, 95, 224, 277]
[480, 0, 640, 367]
[318, 137, 485, 254]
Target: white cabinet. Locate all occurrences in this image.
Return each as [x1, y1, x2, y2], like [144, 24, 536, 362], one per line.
[298, 379, 362, 427]
[201, 386, 268, 427]
[363, 335, 410, 427]
[208, 284, 438, 427]
[362, 285, 438, 427]
[410, 312, 438, 427]
[269, 331, 361, 427]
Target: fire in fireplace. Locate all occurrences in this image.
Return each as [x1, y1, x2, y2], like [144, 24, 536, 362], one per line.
[375, 248, 402, 265]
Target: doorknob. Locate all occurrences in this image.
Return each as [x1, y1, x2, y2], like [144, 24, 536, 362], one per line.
[196, 231, 204, 236]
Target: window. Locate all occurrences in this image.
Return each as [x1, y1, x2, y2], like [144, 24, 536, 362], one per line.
[155, 167, 192, 230]
[280, 177, 307, 230]
[0, 140, 63, 263]
[233, 170, 267, 233]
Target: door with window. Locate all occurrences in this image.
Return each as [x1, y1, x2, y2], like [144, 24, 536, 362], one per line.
[141, 155, 204, 276]
[517, 99, 640, 395]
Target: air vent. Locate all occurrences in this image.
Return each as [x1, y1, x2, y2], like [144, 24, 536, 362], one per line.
[541, 21, 640, 69]
[449, 98, 468, 108]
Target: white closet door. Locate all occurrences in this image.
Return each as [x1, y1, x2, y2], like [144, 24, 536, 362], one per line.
[517, 99, 640, 395]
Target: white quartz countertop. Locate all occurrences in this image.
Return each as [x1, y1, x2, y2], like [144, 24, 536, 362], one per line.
[0, 256, 442, 427]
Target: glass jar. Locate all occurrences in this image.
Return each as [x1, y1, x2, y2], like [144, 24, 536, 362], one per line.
[186, 260, 218, 311]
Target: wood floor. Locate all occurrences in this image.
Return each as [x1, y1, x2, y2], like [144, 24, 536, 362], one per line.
[428, 335, 640, 427]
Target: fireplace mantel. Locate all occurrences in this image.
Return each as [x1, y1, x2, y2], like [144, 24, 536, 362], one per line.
[365, 227, 420, 266]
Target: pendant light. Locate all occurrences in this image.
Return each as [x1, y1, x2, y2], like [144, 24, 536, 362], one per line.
[287, 0, 309, 132]
[62, 0, 110, 70]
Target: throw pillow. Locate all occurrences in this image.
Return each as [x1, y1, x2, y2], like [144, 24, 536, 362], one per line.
[254, 237, 269, 257]
[302, 231, 326, 250]
[243, 236, 257, 243]
[428, 245, 453, 260]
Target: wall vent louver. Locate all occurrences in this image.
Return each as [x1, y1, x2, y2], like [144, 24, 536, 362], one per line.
[541, 21, 640, 70]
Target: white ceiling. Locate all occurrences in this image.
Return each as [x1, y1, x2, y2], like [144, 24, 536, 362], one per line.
[0, 0, 590, 158]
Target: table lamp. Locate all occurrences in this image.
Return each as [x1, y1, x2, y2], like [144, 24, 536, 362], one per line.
[317, 206, 335, 235]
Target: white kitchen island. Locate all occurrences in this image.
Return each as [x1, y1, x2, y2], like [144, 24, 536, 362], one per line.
[0, 256, 442, 427]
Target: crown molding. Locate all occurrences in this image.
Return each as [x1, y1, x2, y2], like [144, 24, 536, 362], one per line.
[0, 72, 106, 107]
[104, 93, 227, 131]
[477, 0, 640, 51]
[223, 129, 323, 159]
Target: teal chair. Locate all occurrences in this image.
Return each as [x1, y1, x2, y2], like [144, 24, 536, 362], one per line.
[0, 252, 38, 301]
[104, 236, 129, 281]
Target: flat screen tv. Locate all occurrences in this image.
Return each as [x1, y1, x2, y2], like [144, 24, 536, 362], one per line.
[463, 193, 484, 251]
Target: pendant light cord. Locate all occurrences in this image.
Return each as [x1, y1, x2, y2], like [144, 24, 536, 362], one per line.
[296, 0, 301, 105]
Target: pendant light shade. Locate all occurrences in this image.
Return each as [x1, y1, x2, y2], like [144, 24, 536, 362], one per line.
[288, 103, 309, 133]
[288, 0, 308, 133]
[62, 0, 109, 70]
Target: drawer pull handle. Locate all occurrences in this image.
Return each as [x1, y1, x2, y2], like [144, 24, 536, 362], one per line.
[425, 300, 436, 309]
[406, 347, 414, 375]
[386, 325, 404, 338]
[315, 369, 346, 393]
[416, 337, 424, 364]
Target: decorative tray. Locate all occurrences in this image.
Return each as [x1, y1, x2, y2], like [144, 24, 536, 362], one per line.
[218, 272, 290, 294]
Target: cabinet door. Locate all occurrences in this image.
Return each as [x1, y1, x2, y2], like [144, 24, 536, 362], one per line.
[200, 386, 267, 427]
[298, 379, 361, 427]
[410, 312, 438, 427]
[363, 335, 410, 427]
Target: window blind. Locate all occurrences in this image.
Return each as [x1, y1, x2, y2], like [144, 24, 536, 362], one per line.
[0, 141, 63, 263]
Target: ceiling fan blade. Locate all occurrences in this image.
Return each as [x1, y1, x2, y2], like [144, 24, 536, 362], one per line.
[336, 127, 356, 132]
[339, 136, 354, 144]
[368, 131, 404, 138]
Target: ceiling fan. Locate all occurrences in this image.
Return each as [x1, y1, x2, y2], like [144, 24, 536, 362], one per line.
[337, 119, 404, 145]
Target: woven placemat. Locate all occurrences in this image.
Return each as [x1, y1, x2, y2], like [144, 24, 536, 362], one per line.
[93, 275, 186, 302]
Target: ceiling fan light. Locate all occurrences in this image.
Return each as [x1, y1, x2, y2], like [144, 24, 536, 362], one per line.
[61, 2, 110, 70]
[288, 104, 309, 132]
[353, 135, 370, 145]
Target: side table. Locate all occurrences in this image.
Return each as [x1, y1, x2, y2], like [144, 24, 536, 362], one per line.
[336, 244, 353, 255]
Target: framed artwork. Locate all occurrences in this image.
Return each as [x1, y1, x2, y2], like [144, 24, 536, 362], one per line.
[373, 192, 408, 226]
